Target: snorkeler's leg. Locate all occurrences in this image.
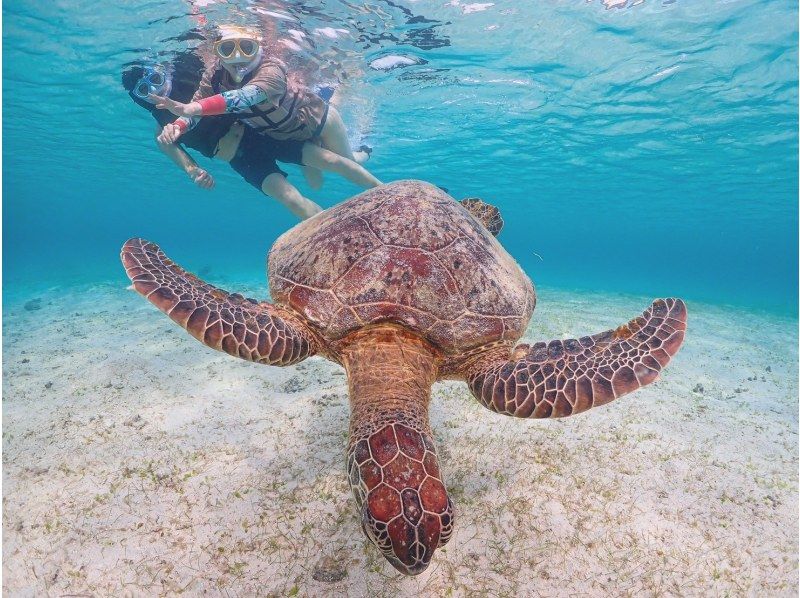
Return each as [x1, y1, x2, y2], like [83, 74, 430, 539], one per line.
[321, 88, 373, 163]
[318, 106, 358, 161]
[261, 173, 323, 220]
[301, 164, 324, 190]
[301, 144, 381, 188]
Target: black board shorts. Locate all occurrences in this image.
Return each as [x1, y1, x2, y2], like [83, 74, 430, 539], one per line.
[229, 127, 306, 190]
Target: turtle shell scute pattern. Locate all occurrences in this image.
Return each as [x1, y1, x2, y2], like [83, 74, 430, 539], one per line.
[269, 180, 535, 355]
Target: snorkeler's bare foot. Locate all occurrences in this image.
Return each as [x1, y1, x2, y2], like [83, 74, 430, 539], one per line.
[353, 144, 372, 164]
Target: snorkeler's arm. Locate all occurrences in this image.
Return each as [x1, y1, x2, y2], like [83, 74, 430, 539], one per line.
[155, 128, 214, 189]
[152, 64, 214, 143]
[154, 63, 286, 117]
[192, 64, 217, 102]
[155, 85, 269, 118]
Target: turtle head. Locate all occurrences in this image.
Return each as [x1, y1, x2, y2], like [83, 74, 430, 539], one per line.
[348, 424, 454, 575]
[342, 326, 453, 574]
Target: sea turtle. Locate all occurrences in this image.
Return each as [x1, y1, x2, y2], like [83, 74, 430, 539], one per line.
[121, 180, 686, 575]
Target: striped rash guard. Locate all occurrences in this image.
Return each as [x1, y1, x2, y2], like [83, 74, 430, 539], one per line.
[177, 57, 328, 142]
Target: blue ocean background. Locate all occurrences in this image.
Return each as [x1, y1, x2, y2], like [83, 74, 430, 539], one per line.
[4, 0, 798, 314]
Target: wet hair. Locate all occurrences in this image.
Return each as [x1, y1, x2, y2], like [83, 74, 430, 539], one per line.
[121, 51, 206, 103]
[214, 25, 261, 43]
[121, 65, 146, 93]
[122, 50, 204, 97]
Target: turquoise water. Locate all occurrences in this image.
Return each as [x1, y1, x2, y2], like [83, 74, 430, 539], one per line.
[4, 0, 798, 313]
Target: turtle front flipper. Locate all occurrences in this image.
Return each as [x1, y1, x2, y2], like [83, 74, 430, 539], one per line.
[459, 197, 504, 236]
[464, 298, 687, 418]
[121, 238, 318, 365]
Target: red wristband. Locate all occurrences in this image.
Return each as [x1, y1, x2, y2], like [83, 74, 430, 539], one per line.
[198, 95, 228, 115]
[173, 119, 188, 132]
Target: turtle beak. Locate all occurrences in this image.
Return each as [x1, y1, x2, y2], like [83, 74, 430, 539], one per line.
[348, 424, 454, 575]
[361, 498, 450, 575]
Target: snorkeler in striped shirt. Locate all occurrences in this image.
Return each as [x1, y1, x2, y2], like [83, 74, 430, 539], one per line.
[152, 26, 373, 186]
[124, 52, 381, 219]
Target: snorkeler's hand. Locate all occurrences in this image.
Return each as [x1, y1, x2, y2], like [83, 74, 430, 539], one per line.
[190, 168, 215, 189]
[150, 95, 201, 117]
[157, 123, 183, 145]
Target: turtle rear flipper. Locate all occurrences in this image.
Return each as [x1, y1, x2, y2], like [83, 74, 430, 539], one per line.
[121, 238, 318, 366]
[464, 298, 687, 418]
[459, 197, 504, 236]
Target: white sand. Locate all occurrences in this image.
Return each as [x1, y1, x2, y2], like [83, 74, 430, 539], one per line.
[3, 281, 797, 596]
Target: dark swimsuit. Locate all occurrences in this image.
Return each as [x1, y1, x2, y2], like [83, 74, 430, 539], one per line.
[229, 127, 305, 189]
[206, 64, 322, 190]
[134, 90, 302, 188]
[131, 94, 235, 159]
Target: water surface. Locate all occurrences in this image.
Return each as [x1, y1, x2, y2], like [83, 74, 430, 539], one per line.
[4, 0, 798, 312]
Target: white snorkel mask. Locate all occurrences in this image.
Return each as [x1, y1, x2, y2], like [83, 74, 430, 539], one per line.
[133, 64, 172, 102]
[215, 26, 263, 83]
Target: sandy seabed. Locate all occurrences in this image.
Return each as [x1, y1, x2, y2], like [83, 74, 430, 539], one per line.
[3, 280, 797, 597]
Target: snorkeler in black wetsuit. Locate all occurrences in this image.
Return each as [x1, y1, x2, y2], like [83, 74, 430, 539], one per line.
[124, 52, 236, 189]
[123, 51, 381, 219]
